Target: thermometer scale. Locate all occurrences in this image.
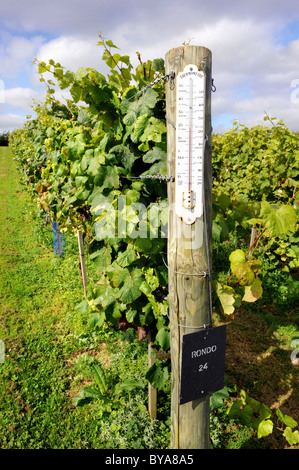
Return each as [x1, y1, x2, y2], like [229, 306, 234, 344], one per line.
[175, 64, 206, 224]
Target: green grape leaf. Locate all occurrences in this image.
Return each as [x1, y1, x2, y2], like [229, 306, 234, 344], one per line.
[216, 282, 241, 315]
[242, 277, 263, 302]
[133, 114, 150, 140]
[126, 308, 138, 323]
[109, 145, 138, 172]
[124, 189, 140, 205]
[134, 237, 152, 253]
[283, 427, 299, 445]
[106, 266, 130, 287]
[260, 201, 296, 237]
[75, 176, 88, 188]
[239, 405, 254, 427]
[258, 403, 272, 421]
[143, 146, 166, 163]
[105, 39, 119, 49]
[102, 49, 116, 69]
[89, 312, 105, 330]
[145, 361, 169, 389]
[229, 249, 246, 273]
[156, 327, 170, 351]
[90, 245, 112, 272]
[140, 281, 154, 296]
[144, 268, 160, 291]
[93, 284, 116, 309]
[210, 387, 230, 411]
[257, 419, 273, 439]
[139, 117, 166, 143]
[94, 166, 119, 190]
[116, 245, 137, 267]
[247, 258, 263, 276]
[227, 400, 243, 419]
[87, 155, 105, 176]
[276, 409, 298, 428]
[75, 299, 89, 315]
[229, 250, 262, 286]
[235, 264, 255, 286]
[212, 221, 222, 242]
[121, 88, 158, 122]
[116, 269, 144, 304]
[75, 67, 87, 80]
[139, 88, 159, 109]
[152, 58, 164, 71]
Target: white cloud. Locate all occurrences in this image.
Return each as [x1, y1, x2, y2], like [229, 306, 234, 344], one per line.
[1, 0, 299, 38]
[35, 35, 105, 74]
[0, 112, 26, 132]
[1, 1, 299, 133]
[4, 87, 43, 111]
[0, 33, 45, 79]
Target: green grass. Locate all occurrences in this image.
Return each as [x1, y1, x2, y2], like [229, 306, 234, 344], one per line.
[0, 147, 170, 449]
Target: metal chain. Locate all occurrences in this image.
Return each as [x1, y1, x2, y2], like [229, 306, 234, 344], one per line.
[142, 174, 175, 182]
[123, 174, 175, 182]
[140, 70, 175, 94]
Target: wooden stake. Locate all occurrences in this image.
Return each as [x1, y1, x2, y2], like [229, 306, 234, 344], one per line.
[165, 45, 213, 449]
[77, 229, 88, 298]
[248, 225, 257, 258]
[148, 330, 157, 419]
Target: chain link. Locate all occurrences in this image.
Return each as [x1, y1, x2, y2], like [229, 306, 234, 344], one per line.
[123, 174, 175, 182]
[140, 70, 175, 94]
[142, 174, 174, 182]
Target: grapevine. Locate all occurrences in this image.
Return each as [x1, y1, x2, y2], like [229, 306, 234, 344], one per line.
[9, 37, 298, 389]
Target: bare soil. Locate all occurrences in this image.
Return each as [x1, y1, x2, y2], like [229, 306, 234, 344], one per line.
[217, 307, 298, 448]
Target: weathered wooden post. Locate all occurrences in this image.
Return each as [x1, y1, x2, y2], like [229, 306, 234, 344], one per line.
[165, 45, 214, 449]
[148, 330, 157, 418]
[77, 229, 88, 298]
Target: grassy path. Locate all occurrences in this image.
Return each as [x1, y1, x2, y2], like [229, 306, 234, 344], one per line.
[0, 147, 82, 335]
[0, 147, 99, 448]
[0, 147, 168, 449]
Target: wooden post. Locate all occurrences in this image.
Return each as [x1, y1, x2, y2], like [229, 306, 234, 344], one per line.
[148, 330, 157, 418]
[77, 229, 88, 298]
[165, 45, 213, 449]
[248, 225, 257, 258]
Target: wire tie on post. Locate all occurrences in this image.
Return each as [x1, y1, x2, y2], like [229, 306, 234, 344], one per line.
[167, 311, 211, 330]
[160, 252, 209, 278]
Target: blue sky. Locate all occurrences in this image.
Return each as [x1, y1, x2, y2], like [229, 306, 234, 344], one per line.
[0, 0, 299, 134]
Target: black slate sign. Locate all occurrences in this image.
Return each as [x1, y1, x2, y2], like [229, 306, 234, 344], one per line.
[179, 325, 226, 405]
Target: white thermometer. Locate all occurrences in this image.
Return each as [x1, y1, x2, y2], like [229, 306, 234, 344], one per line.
[175, 64, 205, 224]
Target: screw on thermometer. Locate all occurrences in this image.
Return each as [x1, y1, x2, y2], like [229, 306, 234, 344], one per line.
[175, 64, 205, 224]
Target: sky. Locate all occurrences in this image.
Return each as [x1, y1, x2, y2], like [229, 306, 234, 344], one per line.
[0, 0, 299, 134]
